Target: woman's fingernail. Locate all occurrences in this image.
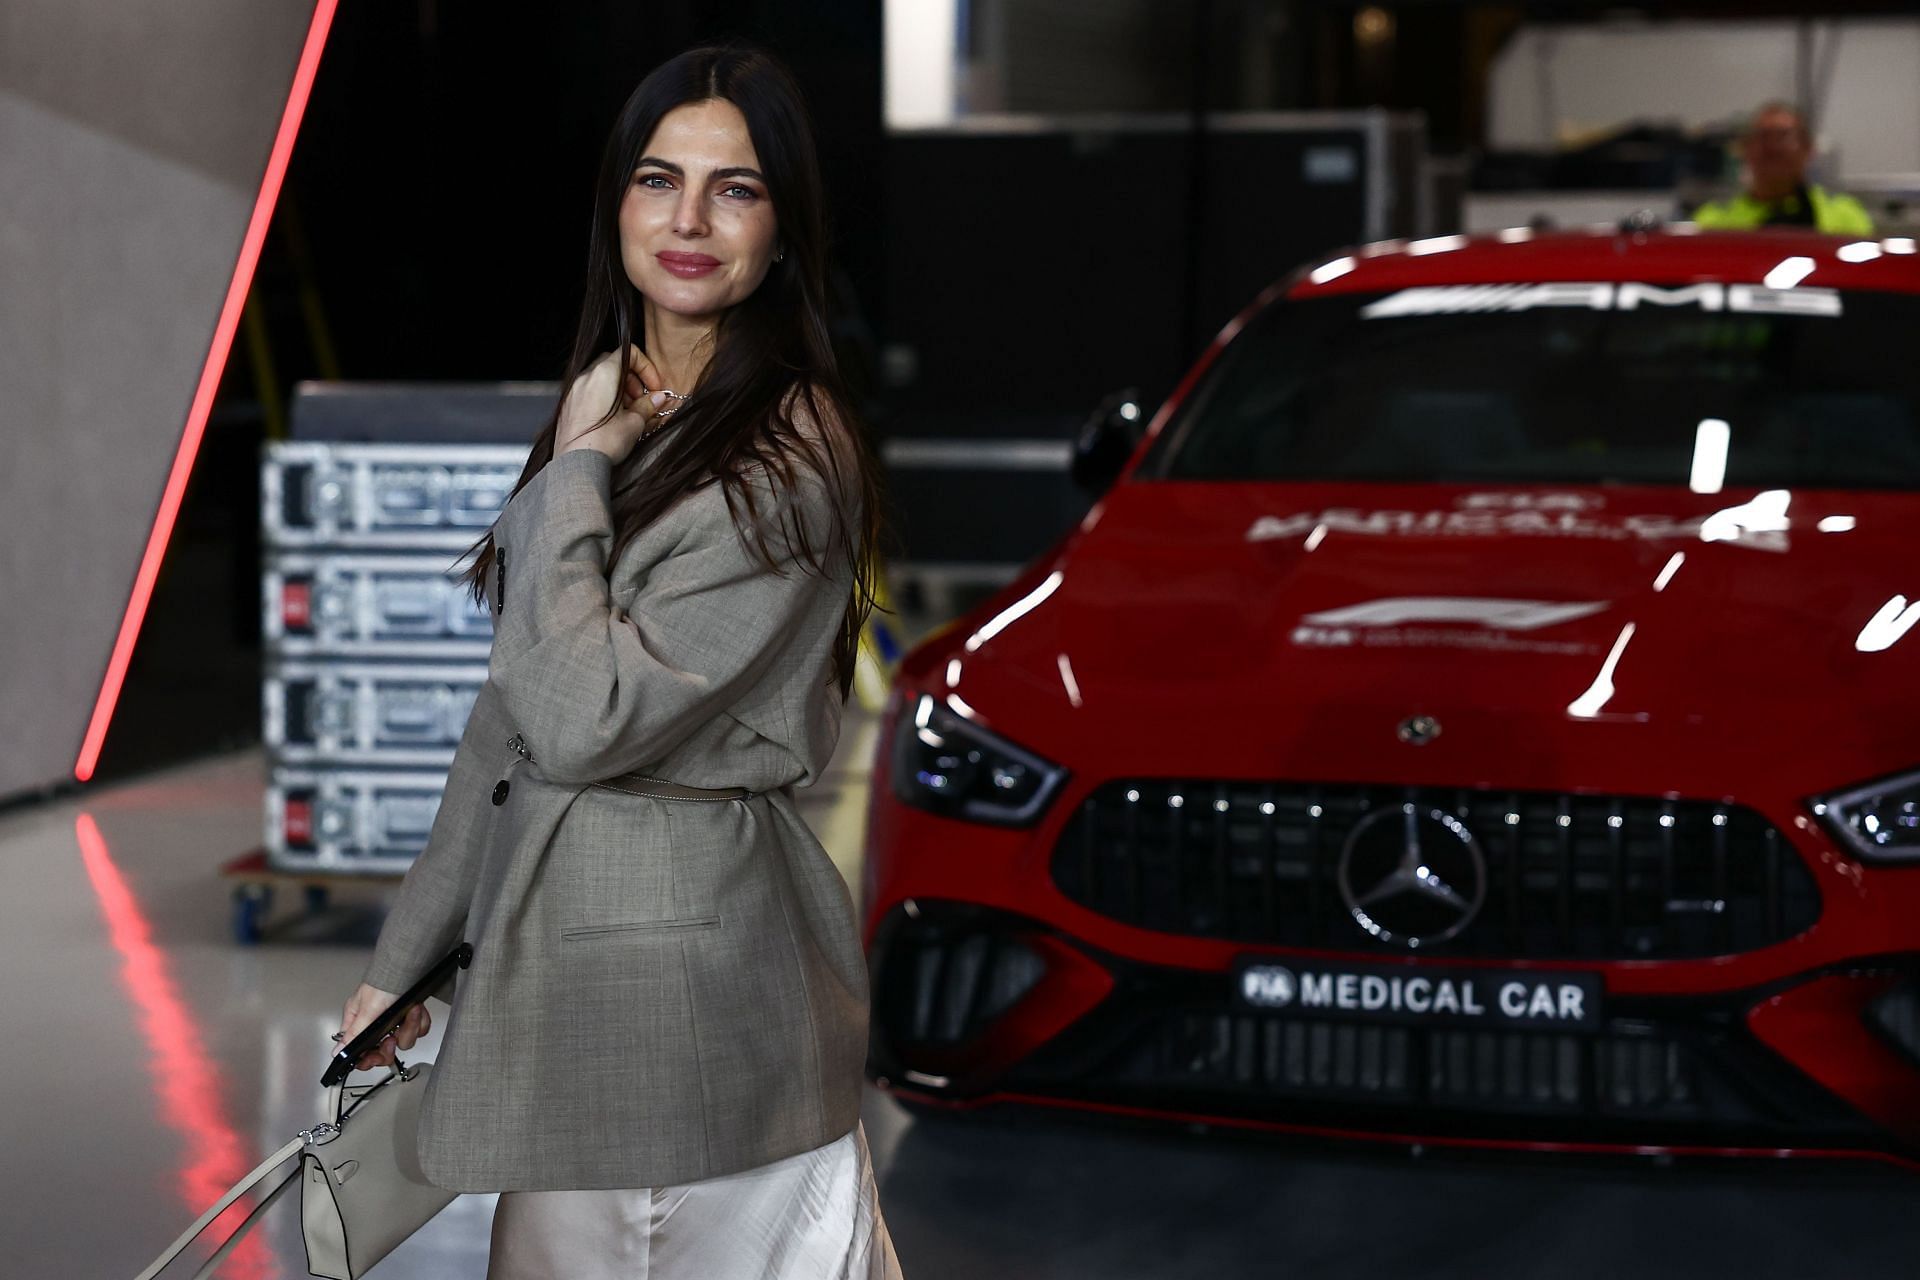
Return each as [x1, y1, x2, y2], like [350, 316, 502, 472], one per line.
[650, 390, 670, 407]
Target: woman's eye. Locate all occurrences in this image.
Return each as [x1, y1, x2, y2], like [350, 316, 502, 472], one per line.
[637, 173, 672, 189]
[722, 185, 759, 201]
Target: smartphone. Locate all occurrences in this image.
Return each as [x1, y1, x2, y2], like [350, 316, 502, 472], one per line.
[321, 942, 473, 1087]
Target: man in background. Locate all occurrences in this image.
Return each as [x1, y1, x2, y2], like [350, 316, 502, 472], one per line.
[1692, 101, 1875, 235]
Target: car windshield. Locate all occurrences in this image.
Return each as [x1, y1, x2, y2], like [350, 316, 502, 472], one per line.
[1150, 285, 1920, 490]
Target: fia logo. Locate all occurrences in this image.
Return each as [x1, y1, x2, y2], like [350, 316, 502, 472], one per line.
[1240, 965, 1296, 1009]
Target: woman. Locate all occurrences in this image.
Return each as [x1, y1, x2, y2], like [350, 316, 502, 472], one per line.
[336, 44, 901, 1278]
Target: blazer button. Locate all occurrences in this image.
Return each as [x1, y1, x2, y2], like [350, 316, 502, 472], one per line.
[492, 780, 510, 806]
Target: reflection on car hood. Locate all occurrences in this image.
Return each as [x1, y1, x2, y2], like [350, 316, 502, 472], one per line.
[942, 481, 1920, 789]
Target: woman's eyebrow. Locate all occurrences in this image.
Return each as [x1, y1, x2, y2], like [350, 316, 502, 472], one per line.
[635, 156, 766, 183]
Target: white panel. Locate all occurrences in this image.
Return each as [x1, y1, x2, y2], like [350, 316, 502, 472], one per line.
[885, 0, 959, 128]
[0, 0, 316, 800]
[0, 90, 250, 799]
[1816, 23, 1920, 177]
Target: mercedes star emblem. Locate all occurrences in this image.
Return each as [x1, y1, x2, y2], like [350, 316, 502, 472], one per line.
[1336, 803, 1486, 948]
[1397, 715, 1442, 745]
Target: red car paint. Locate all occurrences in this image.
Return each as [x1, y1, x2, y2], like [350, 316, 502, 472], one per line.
[862, 228, 1920, 1162]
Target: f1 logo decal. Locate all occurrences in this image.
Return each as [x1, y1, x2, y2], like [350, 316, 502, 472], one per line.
[1300, 598, 1608, 632]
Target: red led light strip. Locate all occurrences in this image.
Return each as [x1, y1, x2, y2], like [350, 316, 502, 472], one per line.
[74, 0, 340, 782]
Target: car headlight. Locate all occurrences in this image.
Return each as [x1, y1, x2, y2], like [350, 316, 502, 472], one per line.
[891, 693, 1067, 826]
[1816, 769, 1920, 862]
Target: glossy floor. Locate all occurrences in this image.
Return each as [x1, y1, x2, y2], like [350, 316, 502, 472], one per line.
[5, 726, 1917, 1280]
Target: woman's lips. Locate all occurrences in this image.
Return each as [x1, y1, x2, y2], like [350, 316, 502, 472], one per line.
[656, 252, 721, 279]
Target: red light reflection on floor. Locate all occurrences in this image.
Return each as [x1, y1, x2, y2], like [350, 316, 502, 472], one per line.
[76, 814, 280, 1279]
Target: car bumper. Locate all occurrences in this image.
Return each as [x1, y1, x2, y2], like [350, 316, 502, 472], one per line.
[866, 899, 1920, 1165]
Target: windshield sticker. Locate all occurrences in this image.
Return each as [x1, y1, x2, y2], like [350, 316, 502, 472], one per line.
[1359, 282, 1841, 319]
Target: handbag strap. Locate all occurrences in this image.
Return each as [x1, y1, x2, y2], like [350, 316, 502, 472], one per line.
[131, 1134, 305, 1280]
[186, 1161, 302, 1280]
[134, 1069, 394, 1278]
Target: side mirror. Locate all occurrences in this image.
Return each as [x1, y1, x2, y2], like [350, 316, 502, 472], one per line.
[1070, 387, 1146, 495]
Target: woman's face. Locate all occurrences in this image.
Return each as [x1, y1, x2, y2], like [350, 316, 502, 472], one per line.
[619, 98, 779, 324]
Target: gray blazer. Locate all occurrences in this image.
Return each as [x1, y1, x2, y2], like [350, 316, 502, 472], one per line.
[359, 439, 868, 1192]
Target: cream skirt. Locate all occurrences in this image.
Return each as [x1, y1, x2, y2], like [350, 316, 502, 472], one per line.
[485, 1123, 902, 1279]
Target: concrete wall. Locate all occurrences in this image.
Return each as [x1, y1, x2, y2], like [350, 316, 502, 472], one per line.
[1488, 18, 1920, 180]
[0, 1, 318, 800]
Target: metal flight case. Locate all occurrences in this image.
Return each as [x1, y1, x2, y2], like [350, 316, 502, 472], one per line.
[240, 382, 553, 940]
[263, 661, 485, 767]
[263, 552, 494, 659]
[261, 440, 526, 550]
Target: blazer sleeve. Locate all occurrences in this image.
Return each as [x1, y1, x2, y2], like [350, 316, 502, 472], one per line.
[485, 445, 840, 785]
[357, 680, 500, 999]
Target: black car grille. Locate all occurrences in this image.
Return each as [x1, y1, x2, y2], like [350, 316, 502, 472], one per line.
[1032, 999, 1870, 1146]
[1051, 781, 1821, 960]
[1138, 1011, 1695, 1115]
[877, 925, 1049, 1047]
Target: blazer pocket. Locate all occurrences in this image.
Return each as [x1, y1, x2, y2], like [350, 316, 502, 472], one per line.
[560, 916, 721, 941]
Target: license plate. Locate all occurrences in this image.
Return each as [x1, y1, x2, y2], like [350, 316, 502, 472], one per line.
[1234, 958, 1603, 1031]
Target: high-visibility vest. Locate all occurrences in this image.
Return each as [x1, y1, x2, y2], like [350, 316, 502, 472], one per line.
[1691, 184, 1875, 236]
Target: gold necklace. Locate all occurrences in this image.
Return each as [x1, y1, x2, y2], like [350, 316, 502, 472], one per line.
[640, 389, 691, 442]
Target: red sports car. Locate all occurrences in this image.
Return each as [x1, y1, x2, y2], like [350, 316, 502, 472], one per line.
[861, 225, 1920, 1165]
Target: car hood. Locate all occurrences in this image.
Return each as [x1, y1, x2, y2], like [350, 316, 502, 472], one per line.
[938, 482, 1920, 796]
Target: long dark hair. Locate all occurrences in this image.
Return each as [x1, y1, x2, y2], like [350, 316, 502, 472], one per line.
[460, 44, 882, 698]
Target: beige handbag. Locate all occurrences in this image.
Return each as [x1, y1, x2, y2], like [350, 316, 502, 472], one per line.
[132, 1060, 457, 1278]
[134, 946, 470, 1278]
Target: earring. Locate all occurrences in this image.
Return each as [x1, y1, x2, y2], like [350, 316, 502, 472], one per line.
[775, 248, 785, 263]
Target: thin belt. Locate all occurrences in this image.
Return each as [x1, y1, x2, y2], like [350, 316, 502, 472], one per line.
[590, 771, 754, 802]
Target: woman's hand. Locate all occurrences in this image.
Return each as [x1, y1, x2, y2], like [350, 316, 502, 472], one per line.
[556, 345, 675, 464]
[337, 982, 431, 1072]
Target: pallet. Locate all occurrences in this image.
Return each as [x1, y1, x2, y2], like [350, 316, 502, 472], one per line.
[219, 848, 404, 945]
